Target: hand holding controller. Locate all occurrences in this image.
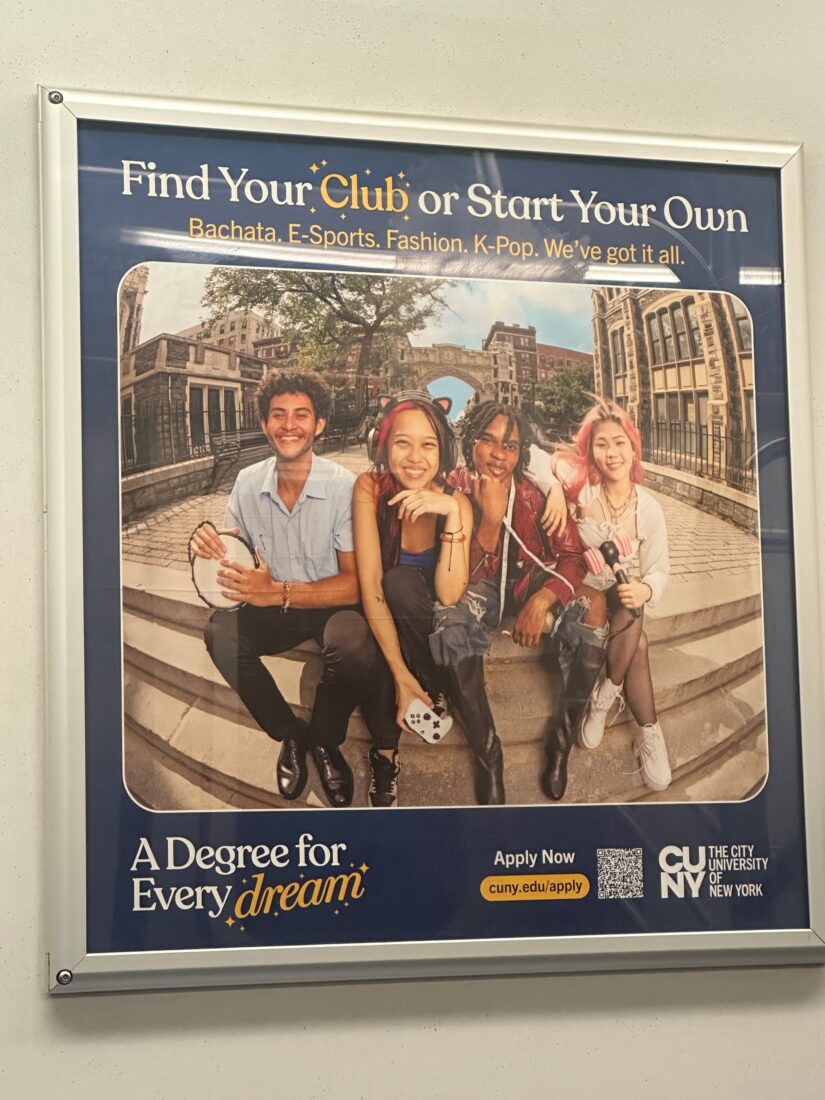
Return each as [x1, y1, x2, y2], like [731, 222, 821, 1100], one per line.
[404, 699, 453, 744]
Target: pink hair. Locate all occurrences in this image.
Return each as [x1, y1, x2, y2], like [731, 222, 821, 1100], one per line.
[560, 400, 645, 501]
[372, 401, 420, 469]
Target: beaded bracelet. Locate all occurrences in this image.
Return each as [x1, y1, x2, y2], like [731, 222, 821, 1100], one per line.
[281, 580, 291, 612]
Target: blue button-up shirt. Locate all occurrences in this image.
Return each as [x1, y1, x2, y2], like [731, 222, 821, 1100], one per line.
[224, 453, 355, 583]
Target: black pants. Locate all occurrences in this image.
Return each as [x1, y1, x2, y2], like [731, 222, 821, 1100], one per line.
[204, 604, 396, 748]
[383, 566, 502, 781]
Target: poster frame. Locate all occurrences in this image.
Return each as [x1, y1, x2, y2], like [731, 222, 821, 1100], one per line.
[39, 85, 825, 993]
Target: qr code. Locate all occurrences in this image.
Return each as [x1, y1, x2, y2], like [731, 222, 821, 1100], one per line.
[596, 847, 644, 899]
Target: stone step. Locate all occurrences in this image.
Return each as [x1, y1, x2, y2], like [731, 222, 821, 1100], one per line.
[123, 667, 477, 809]
[639, 725, 767, 804]
[122, 560, 761, 645]
[644, 571, 761, 643]
[562, 667, 766, 804]
[123, 660, 766, 809]
[123, 602, 763, 749]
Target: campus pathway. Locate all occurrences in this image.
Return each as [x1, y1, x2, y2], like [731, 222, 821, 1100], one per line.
[122, 444, 761, 597]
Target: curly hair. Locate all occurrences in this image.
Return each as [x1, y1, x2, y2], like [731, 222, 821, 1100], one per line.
[255, 369, 332, 422]
[460, 401, 534, 475]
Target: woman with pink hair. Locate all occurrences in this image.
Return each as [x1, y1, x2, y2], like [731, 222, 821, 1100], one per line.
[527, 400, 671, 791]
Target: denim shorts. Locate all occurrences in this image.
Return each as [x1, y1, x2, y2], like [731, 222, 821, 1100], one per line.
[555, 595, 609, 684]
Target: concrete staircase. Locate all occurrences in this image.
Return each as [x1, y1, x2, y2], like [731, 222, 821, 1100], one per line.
[122, 562, 766, 809]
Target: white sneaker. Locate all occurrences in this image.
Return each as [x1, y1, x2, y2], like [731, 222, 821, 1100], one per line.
[578, 676, 622, 750]
[634, 721, 672, 791]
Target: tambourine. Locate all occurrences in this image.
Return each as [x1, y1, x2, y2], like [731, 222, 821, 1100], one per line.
[188, 525, 260, 610]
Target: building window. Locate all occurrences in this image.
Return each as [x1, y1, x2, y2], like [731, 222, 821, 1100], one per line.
[230, 321, 236, 332]
[610, 329, 627, 377]
[647, 315, 662, 364]
[685, 299, 703, 355]
[225, 390, 237, 432]
[659, 309, 675, 361]
[731, 298, 752, 351]
[219, 324, 225, 334]
[121, 395, 135, 464]
[673, 304, 689, 359]
[208, 388, 222, 439]
[190, 387, 205, 447]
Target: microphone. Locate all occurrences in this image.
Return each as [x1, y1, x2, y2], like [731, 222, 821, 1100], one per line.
[584, 530, 641, 619]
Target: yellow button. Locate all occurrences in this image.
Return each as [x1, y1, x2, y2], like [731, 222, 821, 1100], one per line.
[480, 874, 590, 901]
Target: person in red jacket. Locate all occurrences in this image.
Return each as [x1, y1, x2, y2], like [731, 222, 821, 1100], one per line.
[428, 401, 596, 803]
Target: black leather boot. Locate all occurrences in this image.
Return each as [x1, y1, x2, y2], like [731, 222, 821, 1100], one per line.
[440, 657, 505, 806]
[541, 642, 605, 802]
[541, 718, 570, 801]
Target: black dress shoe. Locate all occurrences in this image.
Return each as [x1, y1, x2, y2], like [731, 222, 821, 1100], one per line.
[311, 745, 354, 807]
[541, 720, 571, 802]
[277, 737, 308, 800]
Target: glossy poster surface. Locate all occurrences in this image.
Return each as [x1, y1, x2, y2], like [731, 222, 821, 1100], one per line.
[74, 117, 806, 956]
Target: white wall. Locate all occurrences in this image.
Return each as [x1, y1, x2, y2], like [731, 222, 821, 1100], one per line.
[3, 2, 825, 1095]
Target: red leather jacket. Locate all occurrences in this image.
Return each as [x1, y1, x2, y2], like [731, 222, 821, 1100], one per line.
[447, 467, 586, 609]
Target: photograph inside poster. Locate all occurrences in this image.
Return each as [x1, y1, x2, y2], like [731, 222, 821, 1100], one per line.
[119, 263, 764, 813]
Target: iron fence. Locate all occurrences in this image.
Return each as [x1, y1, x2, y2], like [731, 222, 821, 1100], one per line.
[642, 421, 756, 492]
[121, 402, 223, 474]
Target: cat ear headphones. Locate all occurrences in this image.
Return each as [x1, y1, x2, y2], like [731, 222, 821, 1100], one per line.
[367, 390, 455, 468]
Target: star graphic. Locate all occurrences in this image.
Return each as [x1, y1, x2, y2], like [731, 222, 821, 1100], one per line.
[359, 863, 369, 874]
[321, 159, 328, 166]
[241, 878, 247, 885]
[398, 171, 405, 179]
[340, 213, 347, 219]
[344, 902, 350, 909]
[349, 863, 355, 869]
[299, 873, 305, 880]
[334, 909, 340, 916]
[403, 215, 410, 222]
[226, 916, 235, 927]
[365, 168, 372, 176]
[405, 182, 411, 188]
[310, 207, 317, 214]
[239, 925, 246, 932]
[310, 163, 319, 173]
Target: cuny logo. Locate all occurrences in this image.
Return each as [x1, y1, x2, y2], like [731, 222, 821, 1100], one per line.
[659, 845, 707, 899]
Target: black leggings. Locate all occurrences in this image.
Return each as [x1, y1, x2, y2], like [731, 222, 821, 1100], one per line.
[605, 587, 656, 727]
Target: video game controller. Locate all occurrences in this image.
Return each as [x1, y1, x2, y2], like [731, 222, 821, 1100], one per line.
[404, 699, 453, 745]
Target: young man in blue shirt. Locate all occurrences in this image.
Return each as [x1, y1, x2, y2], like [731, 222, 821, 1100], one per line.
[190, 370, 395, 807]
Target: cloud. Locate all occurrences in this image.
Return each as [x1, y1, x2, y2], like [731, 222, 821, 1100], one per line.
[135, 262, 595, 355]
[419, 278, 593, 351]
[138, 263, 212, 341]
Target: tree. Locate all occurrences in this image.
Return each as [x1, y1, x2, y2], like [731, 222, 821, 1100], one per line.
[202, 269, 453, 408]
[534, 363, 595, 433]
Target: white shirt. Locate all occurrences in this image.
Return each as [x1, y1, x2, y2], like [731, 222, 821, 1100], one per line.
[525, 445, 670, 608]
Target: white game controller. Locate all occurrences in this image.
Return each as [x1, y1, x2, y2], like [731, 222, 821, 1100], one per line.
[404, 699, 453, 745]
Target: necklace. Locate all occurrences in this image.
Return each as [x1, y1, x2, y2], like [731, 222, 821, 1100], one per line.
[602, 485, 635, 526]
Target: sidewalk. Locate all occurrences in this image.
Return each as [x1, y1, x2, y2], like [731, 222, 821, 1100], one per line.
[121, 445, 762, 612]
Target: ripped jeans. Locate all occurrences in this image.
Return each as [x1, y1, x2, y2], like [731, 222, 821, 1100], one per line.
[554, 594, 609, 689]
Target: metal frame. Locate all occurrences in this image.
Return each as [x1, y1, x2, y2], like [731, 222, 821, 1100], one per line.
[40, 86, 825, 993]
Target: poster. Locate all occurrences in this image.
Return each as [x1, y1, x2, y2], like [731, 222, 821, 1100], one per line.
[41, 89, 825, 992]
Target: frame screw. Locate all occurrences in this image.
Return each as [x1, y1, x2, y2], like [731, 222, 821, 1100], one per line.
[48, 90, 64, 105]
[56, 969, 73, 986]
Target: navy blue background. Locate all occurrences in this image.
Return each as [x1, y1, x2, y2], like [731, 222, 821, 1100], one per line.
[76, 120, 807, 953]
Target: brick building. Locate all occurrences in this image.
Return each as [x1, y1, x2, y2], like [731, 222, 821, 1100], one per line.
[592, 287, 755, 492]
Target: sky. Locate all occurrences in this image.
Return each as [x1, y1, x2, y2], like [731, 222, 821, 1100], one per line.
[136, 262, 595, 418]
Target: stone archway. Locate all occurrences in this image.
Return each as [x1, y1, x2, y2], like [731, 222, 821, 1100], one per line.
[393, 341, 516, 404]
